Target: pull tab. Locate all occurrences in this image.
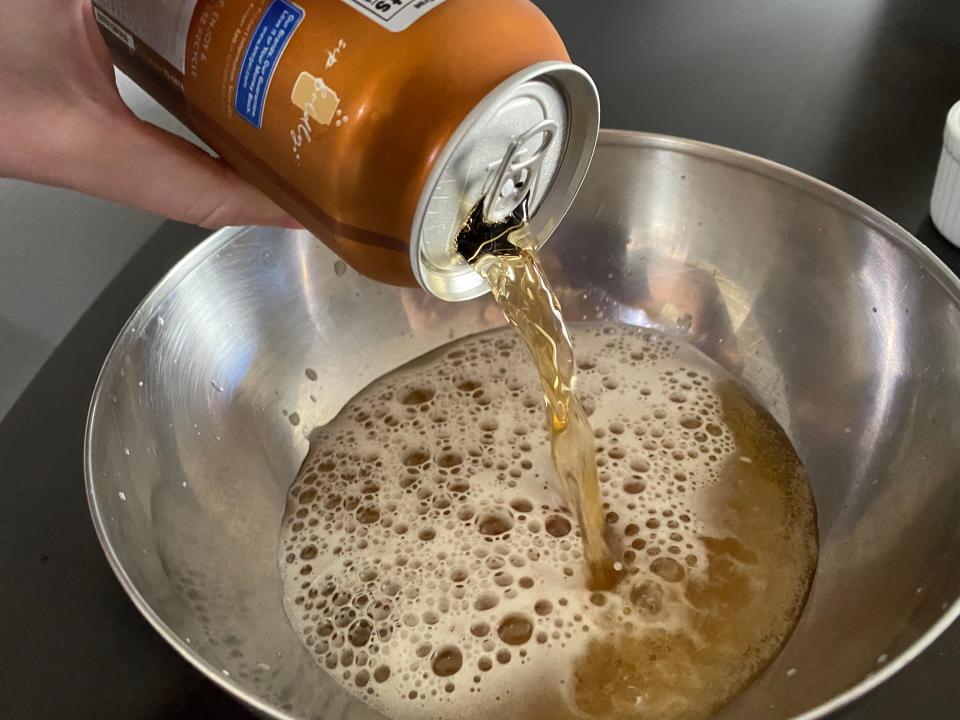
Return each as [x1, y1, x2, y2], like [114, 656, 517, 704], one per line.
[481, 119, 559, 223]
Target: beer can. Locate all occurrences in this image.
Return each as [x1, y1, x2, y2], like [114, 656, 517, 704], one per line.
[92, 0, 599, 300]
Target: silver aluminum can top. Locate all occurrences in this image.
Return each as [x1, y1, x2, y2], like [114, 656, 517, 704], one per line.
[411, 61, 600, 301]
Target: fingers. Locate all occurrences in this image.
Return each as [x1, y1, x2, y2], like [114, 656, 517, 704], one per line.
[0, 1, 299, 229]
[108, 115, 303, 228]
[26, 102, 301, 230]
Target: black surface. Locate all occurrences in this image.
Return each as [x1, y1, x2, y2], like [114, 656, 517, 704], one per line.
[2, 1, 960, 718]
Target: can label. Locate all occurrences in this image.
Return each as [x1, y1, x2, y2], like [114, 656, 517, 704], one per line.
[340, 0, 448, 32]
[235, 0, 306, 128]
[95, 0, 198, 73]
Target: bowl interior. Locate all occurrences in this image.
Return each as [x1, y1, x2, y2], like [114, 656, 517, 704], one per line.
[86, 132, 960, 719]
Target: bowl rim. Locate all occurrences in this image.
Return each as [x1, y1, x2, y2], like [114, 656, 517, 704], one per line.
[84, 129, 960, 720]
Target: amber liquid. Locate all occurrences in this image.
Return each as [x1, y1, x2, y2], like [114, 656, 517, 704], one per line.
[473, 224, 617, 590]
[280, 321, 820, 720]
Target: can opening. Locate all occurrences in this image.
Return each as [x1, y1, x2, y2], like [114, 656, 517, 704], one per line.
[458, 196, 530, 265]
[410, 61, 600, 303]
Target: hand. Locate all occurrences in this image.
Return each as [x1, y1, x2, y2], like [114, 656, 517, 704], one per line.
[0, 0, 299, 229]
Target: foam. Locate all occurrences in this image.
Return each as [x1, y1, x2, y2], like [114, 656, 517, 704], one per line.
[279, 324, 817, 720]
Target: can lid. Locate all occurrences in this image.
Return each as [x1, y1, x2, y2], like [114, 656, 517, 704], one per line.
[411, 61, 600, 301]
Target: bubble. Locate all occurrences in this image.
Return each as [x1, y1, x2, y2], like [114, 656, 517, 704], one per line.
[437, 452, 463, 468]
[402, 449, 430, 467]
[356, 505, 380, 524]
[402, 388, 436, 405]
[534, 600, 553, 616]
[431, 646, 462, 677]
[474, 593, 499, 611]
[545, 516, 571, 537]
[486, 555, 505, 571]
[300, 545, 318, 560]
[509, 498, 533, 513]
[470, 622, 490, 638]
[649, 557, 686, 583]
[629, 458, 650, 473]
[349, 619, 373, 647]
[477, 510, 514, 536]
[589, 592, 607, 607]
[497, 615, 533, 646]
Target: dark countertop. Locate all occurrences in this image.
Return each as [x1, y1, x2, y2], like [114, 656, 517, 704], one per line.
[1, 1, 958, 718]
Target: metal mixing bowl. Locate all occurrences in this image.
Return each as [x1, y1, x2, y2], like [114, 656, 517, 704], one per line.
[85, 131, 960, 719]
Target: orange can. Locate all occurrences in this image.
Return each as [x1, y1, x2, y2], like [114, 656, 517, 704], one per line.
[92, 0, 599, 300]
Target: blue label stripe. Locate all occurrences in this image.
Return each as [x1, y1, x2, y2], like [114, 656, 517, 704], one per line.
[235, 0, 305, 128]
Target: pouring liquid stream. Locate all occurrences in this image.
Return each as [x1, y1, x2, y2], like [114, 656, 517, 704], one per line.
[459, 199, 618, 590]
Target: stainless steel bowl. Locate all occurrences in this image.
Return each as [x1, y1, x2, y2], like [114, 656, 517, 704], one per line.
[85, 131, 960, 719]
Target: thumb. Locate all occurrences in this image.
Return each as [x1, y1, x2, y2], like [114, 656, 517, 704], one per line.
[41, 105, 301, 230]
